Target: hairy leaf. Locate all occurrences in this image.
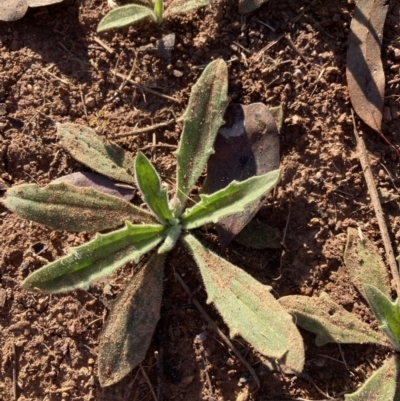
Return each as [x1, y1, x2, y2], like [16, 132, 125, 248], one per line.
[345, 355, 399, 401]
[364, 284, 400, 351]
[181, 170, 280, 230]
[158, 225, 181, 254]
[99, 253, 165, 387]
[234, 220, 281, 249]
[346, 0, 388, 132]
[175, 59, 229, 211]
[22, 223, 165, 293]
[54, 172, 135, 202]
[239, 0, 269, 14]
[344, 227, 391, 300]
[4, 182, 155, 232]
[182, 233, 304, 374]
[135, 152, 173, 224]
[207, 103, 280, 248]
[279, 292, 387, 346]
[165, 0, 211, 17]
[97, 4, 156, 32]
[58, 123, 136, 185]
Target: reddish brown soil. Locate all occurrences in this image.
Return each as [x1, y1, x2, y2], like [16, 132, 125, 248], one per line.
[1, 0, 400, 400]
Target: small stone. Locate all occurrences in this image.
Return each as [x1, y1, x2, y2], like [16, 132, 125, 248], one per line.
[393, 48, 400, 61]
[172, 70, 183, 78]
[175, 60, 184, 68]
[332, 14, 340, 22]
[85, 95, 96, 108]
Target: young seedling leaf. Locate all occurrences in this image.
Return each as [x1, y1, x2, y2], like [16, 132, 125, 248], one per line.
[58, 123, 136, 185]
[181, 170, 280, 230]
[239, 0, 269, 14]
[234, 220, 281, 249]
[207, 103, 280, 248]
[158, 225, 182, 254]
[279, 292, 387, 346]
[175, 59, 229, 211]
[345, 355, 399, 401]
[344, 227, 391, 300]
[346, 0, 389, 132]
[97, 4, 156, 32]
[54, 172, 135, 202]
[22, 223, 166, 293]
[135, 152, 173, 224]
[364, 284, 400, 351]
[182, 233, 305, 374]
[165, 0, 211, 17]
[4, 182, 156, 232]
[99, 252, 165, 387]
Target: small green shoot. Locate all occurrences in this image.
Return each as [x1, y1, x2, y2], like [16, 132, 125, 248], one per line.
[97, 0, 211, 32]
[4, 59, 304, 387]
[280, 227, 400, 400]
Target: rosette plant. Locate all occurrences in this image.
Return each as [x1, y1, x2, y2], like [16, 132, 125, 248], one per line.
[3, 60, 304, 386]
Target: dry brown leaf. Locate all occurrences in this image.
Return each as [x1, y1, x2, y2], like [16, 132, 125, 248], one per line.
[346, 0, 389, 132]
[0, 0, 63, 22]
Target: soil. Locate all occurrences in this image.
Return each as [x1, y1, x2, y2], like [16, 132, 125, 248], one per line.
[1, 0, 400, 400]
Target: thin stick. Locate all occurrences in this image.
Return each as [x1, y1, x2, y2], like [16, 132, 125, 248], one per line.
[351, 110, 400, 297]
[140, 143, 177, 152]
[139, 364, 158, 401]
[175, 273, 260, 390]
[12, 342, 17, 400]
[109, 120, 175, 139]
[110, 70, 181, 103]
[93, 36, 114, 54]
[79, 86, 89, 122]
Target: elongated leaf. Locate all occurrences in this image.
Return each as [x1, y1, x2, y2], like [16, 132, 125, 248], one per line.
[165, 0, 211, 17]
[346, 0, 388, 132]
[97, 4, 156, 32]
[175, 59, 229, 211]
[158, 224, 181, 254]
[99, 252, 165, 387]
[345, 355, 399, 401]
[181, 170, 280, 230]
[58, 123, 136, 185]
[364, 284, 400, 351]
[279, 292, 387, 347]
[135, 152, 173, 224]
[239, 0, 269, 14]
[22, 223, 165, 293]
[182, 233, 304, 374]
[4, 182, 155, 232]
[207, 103, 280, 248]
[344, 227, 391, 300]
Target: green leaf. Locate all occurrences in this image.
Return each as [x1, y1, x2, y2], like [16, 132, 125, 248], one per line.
[99, 252, 165, 387]
[22, 223, 165, 293]
[158, 224, 181, 254]
[154, 0, 163, 22]
[181, 170, 280, 229]
[364, 284, 400, 351]
[97, 4, 156, 32]
[279, 292, 387, 347]
[165, 0, 211, 17]
[175, 59, 229, 211]
[4, 182, 156, 232]
[345, 355, 399, 401]
[182, 233, 304, 374]
[135, 152, 173, 224]
[58, 123, 136, 185]
[344, 227, 391, 300]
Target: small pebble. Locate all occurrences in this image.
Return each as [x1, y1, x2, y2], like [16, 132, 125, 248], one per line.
[172, 70, 183, 78]
[85, 95, 96, 108]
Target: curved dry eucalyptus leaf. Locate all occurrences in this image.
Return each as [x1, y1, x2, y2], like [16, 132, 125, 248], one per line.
[207, 103, 280, 248]
[164, 0, 211, 17]
[182, 233, 305, 374]
[22, 223, 165, 293]
[181, 170, 280, 230]
[344, 227, 391, 300]
[99, 253, 165, 387]
[175, 59, 229, 211]
[364, 284, 400, 351]
[0, 0, 63, 22]
[135, 152, 173, 224]
[346, 0, 389, 132]
[54, 172, 135, 202]
[4, 182, 155, 232]
[58, 123, 136, 185]
[234, 220, 281, 249]
[345, 355, 399, 401]
[97, 4, 156, 32]
[239, 0, 268, 14]
[279, 292, 387, 347]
